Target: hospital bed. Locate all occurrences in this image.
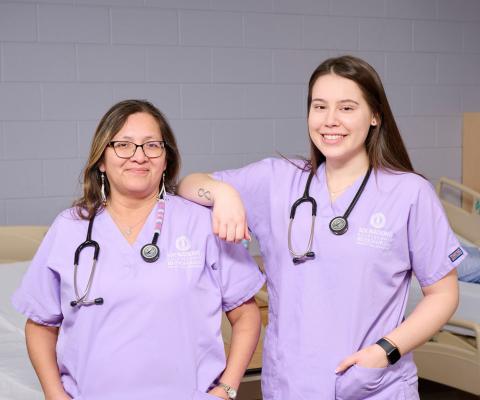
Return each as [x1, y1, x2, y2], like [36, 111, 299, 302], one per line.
[0, 226, 265, 399]
[405, 177, 480, 396]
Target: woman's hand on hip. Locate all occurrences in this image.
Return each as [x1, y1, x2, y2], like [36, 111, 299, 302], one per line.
[212, 183, 250, 243]
[335, 344, 388, 373]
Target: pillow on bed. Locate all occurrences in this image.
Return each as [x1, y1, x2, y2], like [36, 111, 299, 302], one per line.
[0, 261, 30, 332]
[457, 237, 480, 284]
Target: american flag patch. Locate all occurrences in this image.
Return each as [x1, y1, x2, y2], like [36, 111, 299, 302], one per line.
[448, 247, 463, 262]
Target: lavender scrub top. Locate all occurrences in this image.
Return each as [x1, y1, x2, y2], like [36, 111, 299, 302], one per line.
[12, 194, 265, 400]
[214, 157, 466, 400]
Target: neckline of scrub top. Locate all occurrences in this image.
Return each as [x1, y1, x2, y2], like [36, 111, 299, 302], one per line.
[317, 163, 371, 217]
[103, 196, 167, 254]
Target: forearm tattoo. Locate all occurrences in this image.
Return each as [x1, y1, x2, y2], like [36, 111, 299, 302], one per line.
[198, 188, 212, 201]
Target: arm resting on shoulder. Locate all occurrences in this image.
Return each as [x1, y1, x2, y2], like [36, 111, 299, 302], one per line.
[177, 173, 250, 242]
[25, 319, 71, 400]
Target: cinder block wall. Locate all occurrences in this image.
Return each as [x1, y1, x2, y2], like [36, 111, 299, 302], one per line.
[0, 0, 479, 224]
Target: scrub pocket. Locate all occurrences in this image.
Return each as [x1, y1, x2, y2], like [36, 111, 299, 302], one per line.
[335, 364, 387, 399]
[335, 364, 419, 400]
[192, 390, 220, 400]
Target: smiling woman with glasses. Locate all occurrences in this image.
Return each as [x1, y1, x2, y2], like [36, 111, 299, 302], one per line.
[108, 140, 167, 159]
[12, 99, 265, 400]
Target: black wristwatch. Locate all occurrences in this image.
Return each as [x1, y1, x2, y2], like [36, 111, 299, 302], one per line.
[376, 337, 401, 365]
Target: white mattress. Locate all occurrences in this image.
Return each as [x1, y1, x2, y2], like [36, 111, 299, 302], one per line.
[407, 277, 480, 336]
[0, 261, 42, 400]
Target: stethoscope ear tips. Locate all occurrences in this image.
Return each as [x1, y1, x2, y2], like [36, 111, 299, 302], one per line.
[94, 298, 104, 305]
[70, 300, 78, 307]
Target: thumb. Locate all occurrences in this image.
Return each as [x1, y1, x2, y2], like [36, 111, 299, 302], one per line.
[335, 356, 356, 374]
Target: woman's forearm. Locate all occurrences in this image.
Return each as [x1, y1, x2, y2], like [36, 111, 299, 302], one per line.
[177, 173, 250, 242]
[384, 269, 459, 355]
[177, 173, 219, 206]
[25, 319, 70, 400]
[219, 298, 262, 390]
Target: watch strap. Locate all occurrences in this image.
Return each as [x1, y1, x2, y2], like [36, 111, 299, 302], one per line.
[376, 337, 401, 365]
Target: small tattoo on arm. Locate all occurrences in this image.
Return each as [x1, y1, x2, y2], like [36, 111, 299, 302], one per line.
[198, 188, 212, 201]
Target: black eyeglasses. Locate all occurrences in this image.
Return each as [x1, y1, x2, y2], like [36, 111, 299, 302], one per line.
[108, 141, 166, 159]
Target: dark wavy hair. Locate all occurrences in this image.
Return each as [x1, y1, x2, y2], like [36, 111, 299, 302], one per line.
[307, 55, 414, 175]
[74, 99, 181, 220]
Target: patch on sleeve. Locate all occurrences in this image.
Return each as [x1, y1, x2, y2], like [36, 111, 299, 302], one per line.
[448, 247, 463, 263]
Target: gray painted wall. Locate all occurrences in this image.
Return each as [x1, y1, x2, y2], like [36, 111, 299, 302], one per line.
[0, 0, 479, 224]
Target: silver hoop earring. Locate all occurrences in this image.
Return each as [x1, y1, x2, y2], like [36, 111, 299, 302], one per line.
[100, 172, 107, 206]
[158, 172, 166, 200]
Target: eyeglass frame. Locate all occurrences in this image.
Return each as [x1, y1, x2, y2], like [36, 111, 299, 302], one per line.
[107, 140, 167, 159]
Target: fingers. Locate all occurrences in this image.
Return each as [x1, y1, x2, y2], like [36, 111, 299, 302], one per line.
[235, 223, 245, 243]
[212, 217, 220, 236]
[245, 224, 251, 241]
[212, 215, 250, 242]
[335, 356, 356, 374]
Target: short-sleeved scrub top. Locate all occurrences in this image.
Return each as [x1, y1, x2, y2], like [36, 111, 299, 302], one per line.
[214, 157, 467, 400]
[12, 194, 265, 400]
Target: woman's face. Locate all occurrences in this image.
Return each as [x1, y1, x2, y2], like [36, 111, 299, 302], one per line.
[100, 112, 166, 200]
[308, 73, 377, 166]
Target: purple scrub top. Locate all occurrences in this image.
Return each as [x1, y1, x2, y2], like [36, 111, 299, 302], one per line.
[214, 157, 466, 400]
[12, 194, 265, 400]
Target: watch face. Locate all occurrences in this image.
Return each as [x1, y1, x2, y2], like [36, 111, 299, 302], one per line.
[387, 347, 401, 364]
[227, 388, 237, 398]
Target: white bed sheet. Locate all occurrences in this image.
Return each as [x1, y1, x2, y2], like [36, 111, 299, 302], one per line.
[407, 278, 480, 336]
[0, 261, 42, 400]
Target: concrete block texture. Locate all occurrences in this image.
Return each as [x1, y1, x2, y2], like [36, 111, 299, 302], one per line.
[413, 20, 463, 52]
[42, 83, 113, 120]
[0, 3, 36, 42]
[0, 0, 478, 225]
[303, 16, 358, 50]
[0, 83, 41, 121]
[3, 43, 76, 82]
[3, 121, 77, 159]
[147, 46, 211, 83]
[359, 18, 412, 51]
[212, 48, 272, 83]
[38, 4, 110, 43]
[180, 10, 243, 47]
[111, 8, 178, 45]
[245, 13, 303, 49]
[77, 45, 146, 82]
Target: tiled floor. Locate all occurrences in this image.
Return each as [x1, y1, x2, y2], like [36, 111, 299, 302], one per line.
[237, 379, 480, 399]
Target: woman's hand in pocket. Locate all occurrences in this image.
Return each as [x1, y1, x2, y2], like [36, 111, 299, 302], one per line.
[335, 344, 388, 373]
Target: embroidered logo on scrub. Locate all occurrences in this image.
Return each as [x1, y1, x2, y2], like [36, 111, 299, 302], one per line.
[356, 212, 393, 250]
[448, 247, 463, 263]
[167, 235, 203, 268]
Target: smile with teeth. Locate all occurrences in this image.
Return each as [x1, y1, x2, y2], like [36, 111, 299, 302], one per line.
[321, 133, 347, 140]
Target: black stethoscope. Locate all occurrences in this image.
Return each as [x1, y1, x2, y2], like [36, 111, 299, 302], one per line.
[70, 191, 166, 308]
[288, 166, 372, 265]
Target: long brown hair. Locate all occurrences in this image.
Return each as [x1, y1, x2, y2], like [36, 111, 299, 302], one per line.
[307, 55, 414, 175]
[74, 99, 181, 220]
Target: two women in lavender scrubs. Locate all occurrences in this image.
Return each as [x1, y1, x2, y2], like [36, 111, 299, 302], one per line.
[12, 100, 265, 400]
[178, 55, 465, 399]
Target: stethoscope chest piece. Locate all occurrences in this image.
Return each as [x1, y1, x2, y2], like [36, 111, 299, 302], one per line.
[141, 243, 160, 263]
[329, 216, 348, 235]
